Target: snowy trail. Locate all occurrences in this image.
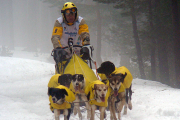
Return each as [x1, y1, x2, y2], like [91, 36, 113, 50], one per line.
[0, 57, 180, 120]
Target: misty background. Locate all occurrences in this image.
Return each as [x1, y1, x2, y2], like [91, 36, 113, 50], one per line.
[0, 0, 180, 88]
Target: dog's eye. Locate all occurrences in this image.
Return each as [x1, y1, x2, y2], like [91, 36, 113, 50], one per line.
[111, 83, 114, 85]
[104, 89, 106, 91]
[98, 89, 102, 92]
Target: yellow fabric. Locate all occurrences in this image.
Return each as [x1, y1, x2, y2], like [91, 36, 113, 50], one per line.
[84, 80, 110, 107]
[52, 27, 63, 38]
[49, 85, 76, 109]
[98, 73, 107, 81]
[111, 66, 133, 88]
[78, 24, 89, 35]
[57, 60, 68, 74]
[79, 24, 89, 46]
[64, 54, 97, 93]
[48, 74, 61, 88]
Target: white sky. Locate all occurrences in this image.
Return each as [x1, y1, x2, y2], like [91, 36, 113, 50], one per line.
[0, 48, 180, 120]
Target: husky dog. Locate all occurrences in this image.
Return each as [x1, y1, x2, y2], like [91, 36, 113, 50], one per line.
[71, 74, 91, 120]
[108, 74, 126, 120]
[85, 81, 109, 120]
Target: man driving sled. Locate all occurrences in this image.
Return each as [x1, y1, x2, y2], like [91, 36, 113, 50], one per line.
[51, 2, 93, 74]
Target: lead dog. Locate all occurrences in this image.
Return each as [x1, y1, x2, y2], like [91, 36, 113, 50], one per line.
[85, 80, 110, 120]
[108, 74, 127, 120]
[71, 74, 91, 120]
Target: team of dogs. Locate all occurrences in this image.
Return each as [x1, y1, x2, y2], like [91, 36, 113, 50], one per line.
[48, 61, 133, 120]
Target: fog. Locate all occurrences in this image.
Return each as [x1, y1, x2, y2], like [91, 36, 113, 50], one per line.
[1, 0, 180, 87]
[0, 0, 118, 61]
[0, 0, 59, 51]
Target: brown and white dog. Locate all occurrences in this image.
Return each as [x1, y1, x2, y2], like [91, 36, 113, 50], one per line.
[108, 74, 127, 120]
[85, 80, 110, 120]
[71, 74, 91, 120]
[97, 61, 133, 120]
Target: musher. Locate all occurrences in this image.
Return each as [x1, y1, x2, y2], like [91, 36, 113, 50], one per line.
[51, 2, 92, 74]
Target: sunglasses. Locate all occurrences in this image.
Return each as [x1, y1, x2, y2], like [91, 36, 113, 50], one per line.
[64, 8, 77, 15]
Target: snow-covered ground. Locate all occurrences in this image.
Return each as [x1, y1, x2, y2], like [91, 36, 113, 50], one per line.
[0, 49, 180, 120]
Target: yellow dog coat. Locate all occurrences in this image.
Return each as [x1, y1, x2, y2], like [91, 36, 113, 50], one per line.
[48, 74, 61, 88]
[111, 66, 133, 89]
[85, 80, 110, 107]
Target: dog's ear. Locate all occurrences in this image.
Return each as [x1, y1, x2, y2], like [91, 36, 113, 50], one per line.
[105, 85, 108, 90]
[123, 72, 127, 79]
[80, 74, 84, 79]
[48, 88, 54, 96]
[94, 84, 98, 90]
[58, 75, 63, 84]
[60, 89, 68, 96]
[72, 74, 76, 79]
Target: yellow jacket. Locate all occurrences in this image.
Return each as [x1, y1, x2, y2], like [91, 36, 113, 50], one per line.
[49, 85, 76, 109]
[64, 54, 97, 93]
[98, 73, 107, 81]
[111, 66, 133, 89]
[84, 80, 110, 107]
[51, 16, 90, 48]
[48, 74, 61, 88]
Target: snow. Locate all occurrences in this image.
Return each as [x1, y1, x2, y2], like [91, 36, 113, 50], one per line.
[0, 50, 180, 120]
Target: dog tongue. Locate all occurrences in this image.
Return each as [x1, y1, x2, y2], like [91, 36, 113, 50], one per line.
[100, 97, 105, 102]
[114, 91, 118, 96]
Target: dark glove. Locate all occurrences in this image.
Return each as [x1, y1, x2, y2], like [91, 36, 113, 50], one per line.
[80, 45, 94, 60]
[53, 47, 67, 63]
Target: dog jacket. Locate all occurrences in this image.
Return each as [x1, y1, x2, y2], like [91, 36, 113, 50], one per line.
[84, 80, 110, 107]
[98, 73, 107, 81]
[64, 54, 97, 93]
[48, 74, 61, 88]
[111, 66, 133, 89]
[49, 85, 76, 109]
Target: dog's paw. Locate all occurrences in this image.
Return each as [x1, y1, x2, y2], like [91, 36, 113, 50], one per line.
[123, 105, 127, 115]
[73, 108, 77, 115]
[78, 112, 82, 120]
[128, 100, 132, 110]
[87, 110, 91, 119]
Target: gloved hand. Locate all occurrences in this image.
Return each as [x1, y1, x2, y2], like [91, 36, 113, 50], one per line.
[52, 47, 61, 62]
[53, 47, 67, 62]
[80, 45, 94, 60]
